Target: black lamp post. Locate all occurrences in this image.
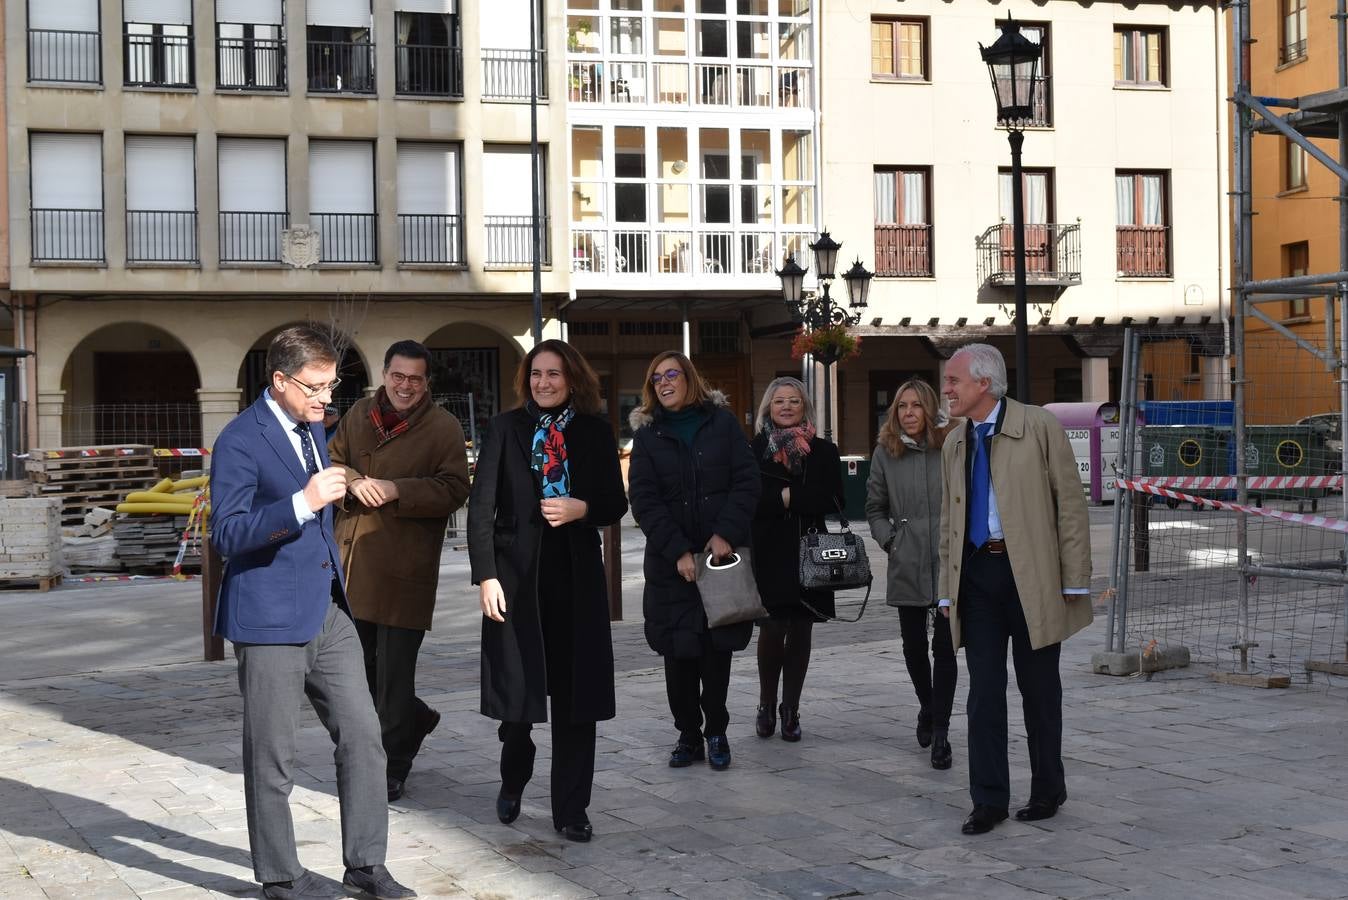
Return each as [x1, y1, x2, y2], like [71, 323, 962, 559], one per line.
[980, 14, 1042, 402]
[775, 231, 874, 441]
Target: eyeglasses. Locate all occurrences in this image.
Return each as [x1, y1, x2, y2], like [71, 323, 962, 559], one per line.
[387, 372, 427, 388]
[287, 375, 342, 398]
[650, 369, 684, 385]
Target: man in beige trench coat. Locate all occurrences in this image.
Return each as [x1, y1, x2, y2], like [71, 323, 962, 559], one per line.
[329, 340, 470, 802]
[937, 343, 1091, 836]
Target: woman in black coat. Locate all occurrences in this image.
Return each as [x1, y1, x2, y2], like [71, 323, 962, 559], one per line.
[627, 350, 760, 772]
[749, 376, 843, 743]
[468, 339, 627, 843]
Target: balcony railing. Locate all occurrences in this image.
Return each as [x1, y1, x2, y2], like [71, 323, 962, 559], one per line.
[1280, 39, 1308, 66]
[874, 223, 932, 277]
[975, 222, 1081, 287]
[396, 43, 463, 97]
[28, 28, 101, 83]
[482, 49, 547, 100]
[307, 39, 375, 94]
[124, 31, 194, 87]
[219, 211, 289, 263]
[31, 209, 105, 263]
[217, 36, 286, 90]
[485, 215, 551, 267]
[1116, 225, 1170, 277]
[695, 63, 730, 105]
[311, 213, 378, 264]
[398, 214, 464, 265]
[126, 210, 198, 264]
[569, 226, 792, 277]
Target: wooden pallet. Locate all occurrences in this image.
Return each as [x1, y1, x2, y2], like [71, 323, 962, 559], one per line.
[29, 465, 160, 484]
[0, 573, 62, 592]
[26, 446, 156, 474]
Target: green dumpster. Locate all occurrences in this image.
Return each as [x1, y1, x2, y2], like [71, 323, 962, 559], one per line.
[839, 455, 870, 521]
[1138, 426, 1231, 508]
[1244, 425, 1330, 510]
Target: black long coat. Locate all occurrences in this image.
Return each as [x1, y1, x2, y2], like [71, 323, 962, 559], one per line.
[468, 408, 628, 724]
[627, 397, 761, 658]
[749, 434, 844, 620]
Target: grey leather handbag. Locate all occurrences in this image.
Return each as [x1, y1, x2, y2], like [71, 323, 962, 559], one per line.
[798, 504, 873, 623]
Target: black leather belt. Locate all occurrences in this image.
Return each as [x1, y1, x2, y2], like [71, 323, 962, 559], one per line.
[979, 539, 1007, 554]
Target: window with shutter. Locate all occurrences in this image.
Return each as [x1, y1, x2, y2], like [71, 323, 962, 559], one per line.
[28, 0, 101, 83]
[309, 140, 377, 264]
[397, 143, 463, 264]
[30, 133, 105, 263]
[218, 138, 288, 263]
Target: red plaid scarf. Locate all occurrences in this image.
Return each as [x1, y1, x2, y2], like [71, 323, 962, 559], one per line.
[369, 388, 422, 446]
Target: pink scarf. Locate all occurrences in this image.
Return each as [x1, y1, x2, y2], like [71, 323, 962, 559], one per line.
[765, 423, 816, 475]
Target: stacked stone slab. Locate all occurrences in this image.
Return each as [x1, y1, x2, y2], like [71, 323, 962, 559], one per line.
[0, 498, 63, 582]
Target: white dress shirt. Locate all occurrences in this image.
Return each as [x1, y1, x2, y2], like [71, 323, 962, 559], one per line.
[263, 389, 319, 526]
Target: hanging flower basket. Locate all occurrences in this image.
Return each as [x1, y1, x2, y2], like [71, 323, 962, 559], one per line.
[791, 324, 861, 365]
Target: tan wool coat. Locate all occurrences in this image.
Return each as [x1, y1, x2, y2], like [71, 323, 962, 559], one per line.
[329, 394, 471, 631]
[938, 399, 1092, 650]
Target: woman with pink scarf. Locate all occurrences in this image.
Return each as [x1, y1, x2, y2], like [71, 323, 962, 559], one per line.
[748, 377, 843, 742]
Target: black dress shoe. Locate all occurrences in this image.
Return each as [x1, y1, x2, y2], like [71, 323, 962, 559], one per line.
[496, 789, 522, 824]
[916, 712, 933, 749]
[961, 805, 1008, 835]
[557, 821, 593, 842]
[669, 740, 705, 768]
[706, 734, 732, 770]
[930, 735, 952, 770]
[262, 870, 338, 899]
[386, 776, 405, 802]
[754, 704, 776, 738]
[778, 704, 801, 742]
[343, 864, 416, 899]
[418, 706, 441, 738]
[1015, 790, 1068, 821]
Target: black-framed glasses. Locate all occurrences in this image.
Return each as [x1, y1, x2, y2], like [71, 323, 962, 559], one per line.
[287, 374, 342, 398]
[650, 369, 684, 385]
[387, 372, 427, 388]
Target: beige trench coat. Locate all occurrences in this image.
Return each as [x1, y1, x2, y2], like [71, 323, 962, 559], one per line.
[938, 399, 1092, 650]
[329, 394, 470, 631]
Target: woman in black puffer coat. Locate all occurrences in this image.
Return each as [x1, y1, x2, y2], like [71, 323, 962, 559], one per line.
[748, 376, 842, 744]
[628, 350, 760, 773]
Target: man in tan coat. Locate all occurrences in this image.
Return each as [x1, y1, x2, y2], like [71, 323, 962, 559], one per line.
[938, 343, 1091, 836]
[329, 340, 470, 802]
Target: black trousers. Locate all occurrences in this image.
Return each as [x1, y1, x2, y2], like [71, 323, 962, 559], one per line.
[959, 545, 1065, 811]
[897, 605, 958, 731]
[353, 619, 433, 781]
[663, 650, 733, 741]
[498, 691, 597, 830]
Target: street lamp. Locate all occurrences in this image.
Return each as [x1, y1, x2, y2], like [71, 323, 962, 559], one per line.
[980, 13, 1043, 402]
[775, 231, 874, 441]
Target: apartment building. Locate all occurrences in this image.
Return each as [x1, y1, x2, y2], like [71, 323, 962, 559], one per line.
[814, 0, 1229, 453]
[1244, 0, 1343, 423]
[559, 0, 818, 437]
[9, 0, 567, 451]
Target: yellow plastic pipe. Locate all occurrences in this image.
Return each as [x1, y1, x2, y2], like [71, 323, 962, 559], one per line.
[170, 475, 209, 492]
[123, 491, 199, 505]
[148, 477, 175, 494]
[116, 502, 211, 515]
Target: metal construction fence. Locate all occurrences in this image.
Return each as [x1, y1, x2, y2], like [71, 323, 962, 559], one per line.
[1107, 329, 1348, 684]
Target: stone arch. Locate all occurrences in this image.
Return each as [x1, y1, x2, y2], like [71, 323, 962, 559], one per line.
[237, 323, 373, 413]
[421, 320, 528, 442]
[57, 322, 202, 450]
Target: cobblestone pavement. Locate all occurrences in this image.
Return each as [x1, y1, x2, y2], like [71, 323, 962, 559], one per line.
[1, 511, 1347, 899]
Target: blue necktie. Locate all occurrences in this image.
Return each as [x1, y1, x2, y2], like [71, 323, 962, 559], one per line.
[293, 422, 319, 476]
[968, 422, 993, 548]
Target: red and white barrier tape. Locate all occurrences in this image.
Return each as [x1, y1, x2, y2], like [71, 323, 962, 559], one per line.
[153, 448, 212, 458]
[1118, 477, 1348, 534]
[1136, 474, 1343, 491]
[36, 447, 145, 459]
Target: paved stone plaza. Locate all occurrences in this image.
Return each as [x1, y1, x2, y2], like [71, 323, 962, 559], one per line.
[1, 511, 1346, 899]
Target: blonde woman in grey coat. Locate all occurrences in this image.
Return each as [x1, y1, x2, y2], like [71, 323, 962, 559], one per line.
[865, 377, 957, 770]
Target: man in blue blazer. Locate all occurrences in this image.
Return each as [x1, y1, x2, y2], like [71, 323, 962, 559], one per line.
[211, 325, 415, 900]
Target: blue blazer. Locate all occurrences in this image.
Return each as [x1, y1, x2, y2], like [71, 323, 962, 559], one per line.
[210, 391, 347, 644]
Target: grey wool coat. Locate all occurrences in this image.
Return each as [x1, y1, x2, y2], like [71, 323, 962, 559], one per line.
[865, 439, 943, 608]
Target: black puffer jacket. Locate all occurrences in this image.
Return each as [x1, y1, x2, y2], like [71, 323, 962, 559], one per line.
[628, 393, 761, 658]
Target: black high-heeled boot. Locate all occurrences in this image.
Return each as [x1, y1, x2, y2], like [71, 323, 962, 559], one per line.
[755, 704, 776, 738]
[779, 703, 801, 742]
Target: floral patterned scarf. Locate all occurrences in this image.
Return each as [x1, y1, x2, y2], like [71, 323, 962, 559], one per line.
[764, 422, 816, 475]
[530, 405, 576, 498]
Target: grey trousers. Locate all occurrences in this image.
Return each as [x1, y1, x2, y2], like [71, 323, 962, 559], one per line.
[234, 603, 388, 884]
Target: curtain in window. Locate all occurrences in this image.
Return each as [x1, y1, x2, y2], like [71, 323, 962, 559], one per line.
[1115, 174, 1134, 226]
[1141, 174, 1163, 225]
[873, 171, 896, 224]
[901, 171, 925, 224]
[1000, 172, 1047, 223]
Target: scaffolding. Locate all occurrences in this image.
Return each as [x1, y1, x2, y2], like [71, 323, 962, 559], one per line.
[1105, 1, 1348, 684]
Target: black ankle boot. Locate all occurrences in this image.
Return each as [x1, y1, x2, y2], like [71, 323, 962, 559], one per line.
[779, 703, 801, 742]
[755, 704, 776, 738]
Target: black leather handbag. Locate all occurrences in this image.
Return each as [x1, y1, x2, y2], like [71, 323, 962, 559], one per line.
[797, 504, 873, 623]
